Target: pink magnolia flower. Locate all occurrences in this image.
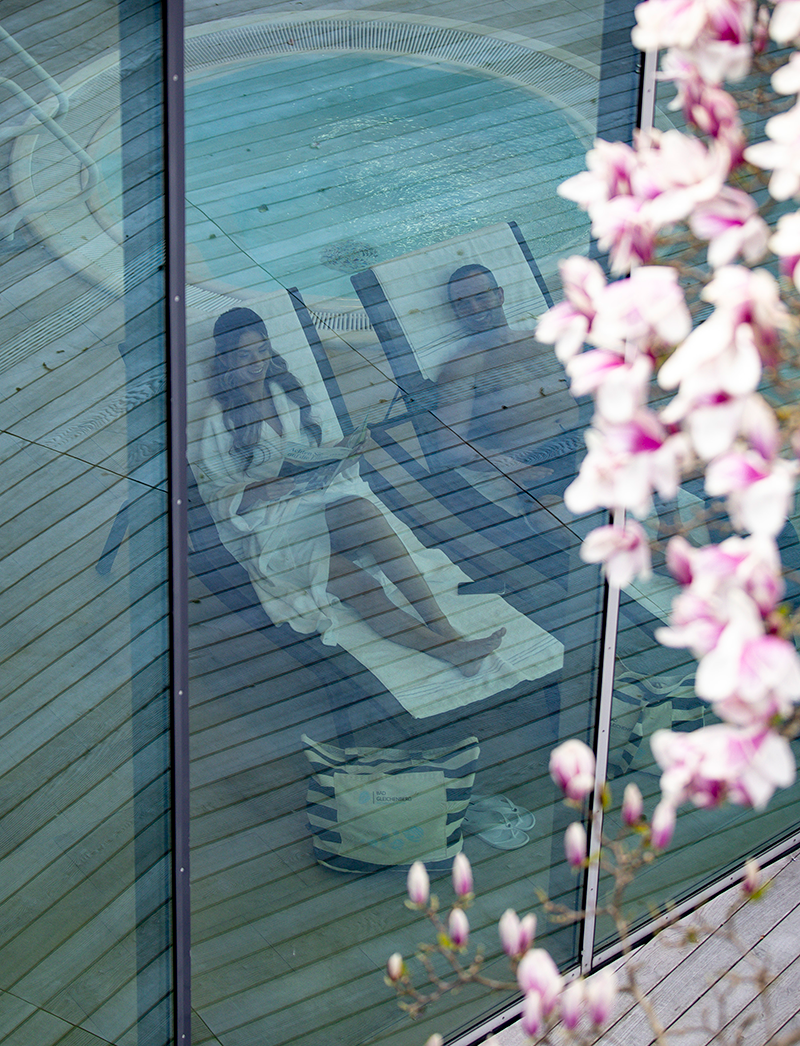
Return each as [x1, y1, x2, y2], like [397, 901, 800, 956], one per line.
[564, 822, 588, 868]
[769, 210, 800, 289]
[623, 782, 644, 825]
[580, 520, 653, 588]
[651, 724, 796, 809]
[633, 0, 754, 66]
[560, 979, 585, 1030]
[407, 861, 429, 906]
[745, 103, 800, 199]
[499, 909, 537, 957]
[517, 949, 564, 1015]
[771, 51, 800, 94]
[650, 799, 677, 848]
[705, 448, 796, 536]
[664, 533, 783, 615]
[549, 739, 596, 801]
[452, 852, 473, 897]
[660, 388, 748, 460]
[565, 411, 690, 519]
[537, 256, 607, 363]
[585, 969, 618, 1026]
[386, 953, 404, 981]
[696, 622, 800, 724]
[559, 139, 638, 211]
[689, 186, 769, 267]
[590, 194, 660, 272]
[659, 267, 787, 402]
[661, 52, 745, 160]
[448, 907, 470, 947]
[633, 0, 717, 52]
[589, 266, 691, 355]
[567, 350, 652, 422]
[770, 0, 800, 42]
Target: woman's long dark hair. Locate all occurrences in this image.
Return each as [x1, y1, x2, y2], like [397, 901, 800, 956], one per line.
[210, 308, 322, 464]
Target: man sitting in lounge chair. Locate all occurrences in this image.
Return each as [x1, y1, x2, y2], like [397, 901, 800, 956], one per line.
[434, 263, 579, 493]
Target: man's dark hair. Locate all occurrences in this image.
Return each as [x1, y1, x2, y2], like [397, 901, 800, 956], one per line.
[447, 263, 499, 303]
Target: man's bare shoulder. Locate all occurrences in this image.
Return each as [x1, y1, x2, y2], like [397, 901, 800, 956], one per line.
[436, 344, 484, 385]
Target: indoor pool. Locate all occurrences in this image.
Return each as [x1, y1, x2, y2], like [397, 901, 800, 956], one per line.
[184, 50, 590, 300]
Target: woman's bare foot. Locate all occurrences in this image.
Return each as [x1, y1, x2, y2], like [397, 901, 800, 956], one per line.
[436, 628, 506, 676]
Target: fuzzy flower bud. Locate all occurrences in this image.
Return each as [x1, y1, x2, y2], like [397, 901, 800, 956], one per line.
[560, 978, 585, 1030]
[742, 858, 761, 897]
[424, 1036, 443, 1046]
[448, 907, 470, 948]
[519, 913, 537, 954]
[585, 969, 617, 1026]
[550, 739, 596, 801]
[622, 782, 644, 826]
[651, 800, 676, 850]
[521, 991, 545, 1038]
[452, 852, 473, 898]
[407, 861, 430, 906]
[517, 949, 563, 1015]
[499, 909, 522, 956]
[386, 953, 404, 982]
[565, 822, 588, 868]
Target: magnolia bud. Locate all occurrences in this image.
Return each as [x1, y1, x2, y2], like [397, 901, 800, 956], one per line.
[517, 949, 563, 1015]
[499, 908, 521, 956]
[622, 782, 643, 826]
[452, 852, 473, 897]
[449, 907, 470, 947]
[565, 822, 587, 868]
[386, 953, 403, 982]
[560, 978, 584, 1030]
[549, 739, 596, 801]
[585, 968, 617, 1026]
[742, 858, 761, 897]
[651, 800, 676, 850]
[424, 1036, 444, 1046]
[407, 861, 430, 906]
[521, 991, 544, 1038]
[518, 913, 537, 953]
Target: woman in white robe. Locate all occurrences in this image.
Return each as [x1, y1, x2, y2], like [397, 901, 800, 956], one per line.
[195, 308, 505, 676]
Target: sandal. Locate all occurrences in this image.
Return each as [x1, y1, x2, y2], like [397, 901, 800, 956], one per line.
[469, 794, 536, 832]
[475, 824, 530, 850]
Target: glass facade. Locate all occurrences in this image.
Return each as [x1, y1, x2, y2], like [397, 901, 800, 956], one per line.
[0, 1, 798, 1045]
[0, 1, 173, 1044]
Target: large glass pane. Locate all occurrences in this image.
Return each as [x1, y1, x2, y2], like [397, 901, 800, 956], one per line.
[184, 1, 636, 1043]
[0, 1, 172, 1042]
[597, 44, 800, 947]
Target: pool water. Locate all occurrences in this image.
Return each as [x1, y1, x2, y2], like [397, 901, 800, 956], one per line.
[184, 51, 589, 299]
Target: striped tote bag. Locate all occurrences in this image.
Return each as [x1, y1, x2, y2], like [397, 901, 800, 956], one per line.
[302, 734, 480, 873]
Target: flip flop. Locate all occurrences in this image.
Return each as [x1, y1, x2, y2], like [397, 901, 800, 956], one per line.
[475, 824, 530, 850]
[470, 794, 536, 832]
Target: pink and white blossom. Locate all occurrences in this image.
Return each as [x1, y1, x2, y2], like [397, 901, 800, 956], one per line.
[689, 186, 769, 267]
[448, 907, 470, 948]
[565, 821, 588, 868]
[589, 266, 692, 355]
[567, 350, 653, 422]
[585, 969, 618, 1026]
[623, 782, 644, 825]
[549, 739, 597, 801]
[521, 990, 545, 1037]
[499, 909, 537, 957]
[452, 852, 473, 898]
[705, 449, 796, 536]
[769, 210, 800, 288]
[565, 412, 690, 519]
[537, 256, 607, 363]
[407, 861, 429, 906]
[560, 979, 585, 1030]
[517, 949, 564, 1015]
[772, 51, 800, 94]
[386, 952, 404, 981]
[661, 53, 745, 159]
[770, 0, 800, 42]
[742, 858, 761, 896]
[650, 799, 677, 849]
[745, 104, 800, 199]
[651, 724, 796, 809]
[580, 520, 653, 588]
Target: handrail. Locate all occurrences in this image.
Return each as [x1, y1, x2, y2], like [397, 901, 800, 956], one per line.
[0, 24, 68, 118]
[0, 76, 98, 239]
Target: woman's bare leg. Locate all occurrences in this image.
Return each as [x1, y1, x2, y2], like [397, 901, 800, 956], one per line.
[325, 497, 472, 642]
[327, 553, 503, 677]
